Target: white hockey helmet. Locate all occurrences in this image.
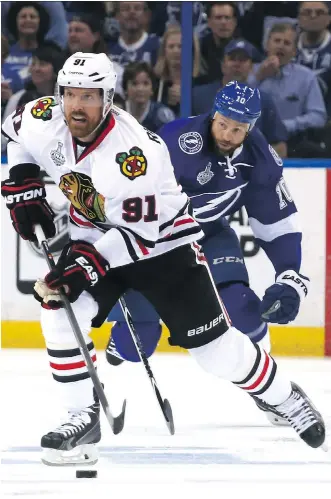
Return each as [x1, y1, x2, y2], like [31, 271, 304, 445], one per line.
[55, 52, 117, 118]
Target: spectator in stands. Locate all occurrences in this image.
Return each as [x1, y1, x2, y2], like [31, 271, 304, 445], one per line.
[148, 1, 208, 38]
[239, 1, 299, 52]
[67, 15, 108, 55]
[3, 2, 50, 93]
[296, 1, 331, 116]
[122, 61, 175, 132]
[66, 14, 126, 99]
[154, 24, 201, 116]
[199, 2, 241, 83]
[192, 39, 288, 157]
[63, 1, 107, 23]
[109, 2, 160, 68]
[1, 1, 68, 49]
[248, 23, 327, 154]
[1, 42, 65, 153]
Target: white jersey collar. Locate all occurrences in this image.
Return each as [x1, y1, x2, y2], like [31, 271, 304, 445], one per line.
[118, 32, 149, 52]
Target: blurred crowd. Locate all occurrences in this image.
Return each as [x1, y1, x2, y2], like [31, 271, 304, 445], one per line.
[1, 1, 331, 158]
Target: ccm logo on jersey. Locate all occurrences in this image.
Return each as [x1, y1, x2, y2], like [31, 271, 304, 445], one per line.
[187, 314, 224, 336]
[75, 256, 99, 286]
[282, 275, 308, 296]
[213, 256, 244, 264]
[5, 188, 44, 204]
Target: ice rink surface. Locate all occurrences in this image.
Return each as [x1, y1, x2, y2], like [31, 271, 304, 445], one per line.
[1, 350, 331, 499]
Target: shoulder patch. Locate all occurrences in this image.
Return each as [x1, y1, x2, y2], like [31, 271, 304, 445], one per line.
[31, 97, 56, 121]
[116, 147, 147, 180]
[268, 144, 283, 167]
[178, 131, 203, 154]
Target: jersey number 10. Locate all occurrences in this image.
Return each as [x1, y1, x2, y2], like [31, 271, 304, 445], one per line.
[276, 177, 293, 209]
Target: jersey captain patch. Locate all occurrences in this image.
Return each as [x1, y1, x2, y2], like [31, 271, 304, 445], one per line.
[31, 97, 56, 121]
[116, 147, 147, 180]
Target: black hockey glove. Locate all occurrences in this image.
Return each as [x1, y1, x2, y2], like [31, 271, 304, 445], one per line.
[44, 240, 110, 303]
[1, 176, 55, 242]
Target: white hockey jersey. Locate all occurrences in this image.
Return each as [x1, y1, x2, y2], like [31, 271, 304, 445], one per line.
[2, 96, 203, 267]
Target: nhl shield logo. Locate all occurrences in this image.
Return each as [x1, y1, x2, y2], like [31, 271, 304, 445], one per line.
[51, 142, 65, 167]
[197, 162, 214, 185]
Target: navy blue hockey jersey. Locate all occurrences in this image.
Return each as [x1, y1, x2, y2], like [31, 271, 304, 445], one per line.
[159, 114, 302, 275]
[297, 32, 331, 75]
[108, 33, 160, 67]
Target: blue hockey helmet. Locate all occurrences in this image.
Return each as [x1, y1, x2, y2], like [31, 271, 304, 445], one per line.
[212, 81, 261, 131]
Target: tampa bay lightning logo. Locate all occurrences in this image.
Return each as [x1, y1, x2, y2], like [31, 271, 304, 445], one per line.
[191, 183, 248, 222]
[178, 131, 203, 154]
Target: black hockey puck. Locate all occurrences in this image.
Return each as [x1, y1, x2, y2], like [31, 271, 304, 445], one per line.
[76, 470, 97, 478]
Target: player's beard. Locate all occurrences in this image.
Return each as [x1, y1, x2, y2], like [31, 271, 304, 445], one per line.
[215, 138, 244, 156]
[66, 113, 100, 140]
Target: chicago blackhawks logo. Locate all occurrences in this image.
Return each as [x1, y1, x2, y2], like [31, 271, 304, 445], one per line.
[116, 146, 147, 180]
[31, 97, 56, 121]
[59, 172, 105, 222]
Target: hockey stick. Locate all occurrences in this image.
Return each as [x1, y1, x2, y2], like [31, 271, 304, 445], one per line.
[34, 225, 126, 435]
[118, 296, 175, 435]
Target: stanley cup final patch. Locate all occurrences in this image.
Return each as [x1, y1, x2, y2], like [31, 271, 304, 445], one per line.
[197, 162, 214, 185]
[50, 142, 65, 166]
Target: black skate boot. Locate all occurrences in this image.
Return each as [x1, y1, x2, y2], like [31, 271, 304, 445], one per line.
[41, 400, 101, 466]
[260, 382, 325, 449]
[106, 335, 124, 366]
[252, 395, 289, 426]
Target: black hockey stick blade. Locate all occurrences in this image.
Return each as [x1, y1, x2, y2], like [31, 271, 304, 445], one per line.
[163, 398, 175, 435]
[119, 296, 175, 435]
[111, 399, 127, 435]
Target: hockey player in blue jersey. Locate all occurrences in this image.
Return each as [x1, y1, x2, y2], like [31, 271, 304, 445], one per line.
[105, 81, 309, 422]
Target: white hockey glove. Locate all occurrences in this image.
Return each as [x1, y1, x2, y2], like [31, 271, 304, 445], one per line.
[33, 279, 64, 310]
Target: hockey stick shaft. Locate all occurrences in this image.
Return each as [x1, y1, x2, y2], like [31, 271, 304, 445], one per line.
[34, 225, 126, 435]
[118, 296, 175, 435]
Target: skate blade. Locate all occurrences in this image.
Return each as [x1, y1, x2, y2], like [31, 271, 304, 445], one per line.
[321, 443, 328, 452]
[41, 444, 98, 466]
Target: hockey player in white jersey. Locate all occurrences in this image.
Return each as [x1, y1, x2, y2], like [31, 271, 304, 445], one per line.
[1, 53, 326, 466]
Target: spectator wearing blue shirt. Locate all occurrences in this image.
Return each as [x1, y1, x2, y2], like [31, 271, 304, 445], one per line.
[3, 2, 50, 93]
[296, 1, 331, 116]
[109, 2, 160, 69]
[192, 39, 288, 157]
[122, 61, 175, 132]
[248, 23, 327, 144]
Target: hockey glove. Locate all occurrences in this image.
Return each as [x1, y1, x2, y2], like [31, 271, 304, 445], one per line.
[44, 240, 110, 303]
[1, 177, 55, 242]
[260, 270, 309, 324]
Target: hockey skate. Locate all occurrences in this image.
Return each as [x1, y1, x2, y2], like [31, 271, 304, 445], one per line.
[105, 335, 124, 366]
[252, 395, 289, 426]
[41, 400, 101, 466]
[262, 382, 326, 448]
